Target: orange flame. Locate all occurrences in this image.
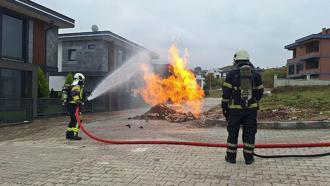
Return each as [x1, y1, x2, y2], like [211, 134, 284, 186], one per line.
[139, 44, 204, 116]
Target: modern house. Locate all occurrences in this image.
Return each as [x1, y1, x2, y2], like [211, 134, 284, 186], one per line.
[0, 0, 74, 123]
[51, 29, 159, 111]
[285, 28, 330, 80]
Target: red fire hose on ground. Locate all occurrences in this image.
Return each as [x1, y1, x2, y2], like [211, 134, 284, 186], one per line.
[75, 108, 330, 158]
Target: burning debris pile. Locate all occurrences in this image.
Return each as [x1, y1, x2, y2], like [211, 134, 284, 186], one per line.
[132, 44, 205, 123]
[138, 44, 204, 116]
[131, 104, 196, 123]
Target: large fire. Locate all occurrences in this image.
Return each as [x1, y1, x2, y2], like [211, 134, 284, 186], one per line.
[138, 44, 204, 116]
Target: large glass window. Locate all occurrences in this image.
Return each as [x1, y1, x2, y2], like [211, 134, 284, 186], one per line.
[296, 64, 304, 74]
[305, 41, 319, 54]
[0, 68, 23, 98]
[116, 49, 124, 68]
[288, 65, 294, 75]
[1, 14, 24, 59]
[305, 58, 319, 69]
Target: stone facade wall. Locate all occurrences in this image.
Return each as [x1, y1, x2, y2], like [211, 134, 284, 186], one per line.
[46, 27, 58, 68]
[61, 40, 109, 72]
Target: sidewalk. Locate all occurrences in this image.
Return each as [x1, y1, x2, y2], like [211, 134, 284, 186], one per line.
[0, 100, 329, 185]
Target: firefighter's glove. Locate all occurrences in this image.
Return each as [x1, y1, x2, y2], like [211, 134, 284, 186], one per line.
[77, 100, 84, 106]
[222, 109, 229, 121]
[83, 93, 90, 103]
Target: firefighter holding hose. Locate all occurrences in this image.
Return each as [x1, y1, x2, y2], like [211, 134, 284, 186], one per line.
[221, 50, 264, 164]
[62, 73, 86, 140]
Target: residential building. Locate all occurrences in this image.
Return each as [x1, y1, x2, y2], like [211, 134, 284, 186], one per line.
[285, 28, 330, 79]
[51, 29, 159, 111]
[0, 0, 74, 122]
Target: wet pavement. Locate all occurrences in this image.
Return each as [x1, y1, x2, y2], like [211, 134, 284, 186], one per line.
[0, 98, 330, 185]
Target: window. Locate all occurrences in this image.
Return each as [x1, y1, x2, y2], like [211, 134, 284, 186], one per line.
[305, 58, 319, 69]
[88, 44, 95, 49]
[310, 74, 319, 79]
[305, 41, 319, 54]
[288, 65, 294, 75]
[0, 68, 23, 98]
[1, 14, 25, 60]
[116, 49, 124, 67]
[68, 49, 77, 61]
[296, 64, 304, 74]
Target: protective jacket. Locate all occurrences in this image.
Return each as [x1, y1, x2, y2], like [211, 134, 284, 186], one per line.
[68, 85, 84, 105]
[221, 61, 264, 111]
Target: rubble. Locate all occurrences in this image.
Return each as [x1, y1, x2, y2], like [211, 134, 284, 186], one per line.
[131, 104, 327, 124]
[258, 108, 291, 121]
[202, 105, 223, 120]
[131, 104, 195, 123]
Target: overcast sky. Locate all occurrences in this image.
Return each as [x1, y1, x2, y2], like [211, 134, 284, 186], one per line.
[35, 0, 330, 69]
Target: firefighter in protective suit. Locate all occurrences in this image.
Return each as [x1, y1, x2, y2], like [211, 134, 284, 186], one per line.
[65, 73, 86, 140]
[221, 50, 264, 164]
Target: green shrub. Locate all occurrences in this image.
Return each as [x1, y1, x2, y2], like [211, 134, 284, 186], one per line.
[65, 72, 74, 85]
[262, 67, 286, 88]
[37, 68, 50, 98]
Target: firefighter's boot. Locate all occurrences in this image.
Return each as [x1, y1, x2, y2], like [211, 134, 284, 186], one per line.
[225, 143, 237, 164]
[71, 133, 82, 140]
[243, 152, 254, 165]
[243, 143, 255, 165]
[225, 151, 236, 164]
[66, 131, 73, 139]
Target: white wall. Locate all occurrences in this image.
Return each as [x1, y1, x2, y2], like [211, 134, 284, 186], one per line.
[49, 76, 66, 91]
[274, 75, 330, 87]
[57, 42, 62, 72]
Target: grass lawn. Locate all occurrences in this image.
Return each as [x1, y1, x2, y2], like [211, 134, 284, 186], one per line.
[205, 86, 330, 120]
[259, 86, 330, 120]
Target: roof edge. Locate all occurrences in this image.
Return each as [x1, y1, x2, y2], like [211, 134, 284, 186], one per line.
[3, 0, 74, 28]
[59, 31, 159, 59]
[285, 33, 330, 50]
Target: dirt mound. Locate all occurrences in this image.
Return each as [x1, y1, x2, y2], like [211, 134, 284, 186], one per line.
[131, 104, 196, 122]
[131, 104, 317, 123]
[202, 106, 223, 120]
[258, 108, 291, 121]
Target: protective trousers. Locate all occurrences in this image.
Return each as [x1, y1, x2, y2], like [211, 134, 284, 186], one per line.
[66, 104, 80, 139]
[226, 109, 257, 162]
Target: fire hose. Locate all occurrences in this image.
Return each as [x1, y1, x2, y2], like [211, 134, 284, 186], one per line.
[75, 108, 330, 158]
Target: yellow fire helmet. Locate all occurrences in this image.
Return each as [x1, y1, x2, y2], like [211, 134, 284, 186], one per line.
[233, 49, 250, 63]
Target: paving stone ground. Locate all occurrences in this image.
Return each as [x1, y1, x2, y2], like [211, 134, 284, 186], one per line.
[0, 98, 329, 185]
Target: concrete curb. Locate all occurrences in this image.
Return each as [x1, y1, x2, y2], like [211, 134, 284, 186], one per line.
[203, 119, 330, 129]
